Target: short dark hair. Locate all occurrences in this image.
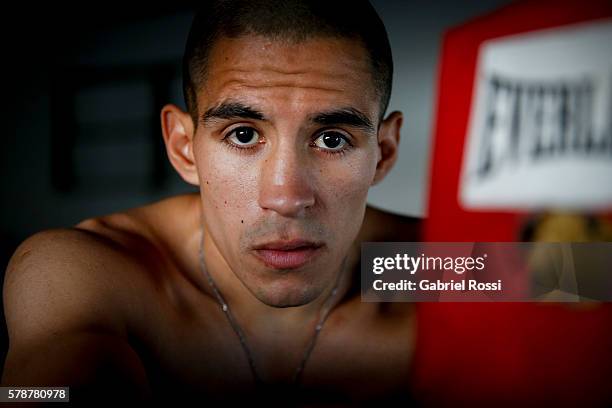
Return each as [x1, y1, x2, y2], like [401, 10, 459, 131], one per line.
[182, 0, 393, 128]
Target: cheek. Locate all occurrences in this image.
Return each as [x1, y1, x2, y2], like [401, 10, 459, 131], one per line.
[195, 144, 259, 246]
[316, 149, 377, 204]
[313, 150, 376, 242]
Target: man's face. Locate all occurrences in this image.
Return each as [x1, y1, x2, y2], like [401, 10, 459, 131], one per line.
[193, 35, 381, 307]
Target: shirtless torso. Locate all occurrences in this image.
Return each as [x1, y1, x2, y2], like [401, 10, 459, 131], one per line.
[2, 193, 421, 406]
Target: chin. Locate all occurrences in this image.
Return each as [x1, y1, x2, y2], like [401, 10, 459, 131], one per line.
[238, 256, 334, 307]
[252, 279, 322, 308]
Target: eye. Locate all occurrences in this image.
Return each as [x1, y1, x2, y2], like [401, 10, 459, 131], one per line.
[313, 131, 350, 152]
[225, 126, 260, 147]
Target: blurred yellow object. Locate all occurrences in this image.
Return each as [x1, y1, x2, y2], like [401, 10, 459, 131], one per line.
[530, 212, 612, 242]
[526, 212, 612, 308]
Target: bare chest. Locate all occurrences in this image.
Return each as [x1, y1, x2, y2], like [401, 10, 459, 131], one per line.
[129, 294, 416, 405]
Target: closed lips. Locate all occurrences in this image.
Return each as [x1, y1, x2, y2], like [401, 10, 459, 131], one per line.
[251, 240, 325, 269]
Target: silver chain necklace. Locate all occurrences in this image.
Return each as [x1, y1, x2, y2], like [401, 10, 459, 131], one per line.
[197, 231, 345, 389]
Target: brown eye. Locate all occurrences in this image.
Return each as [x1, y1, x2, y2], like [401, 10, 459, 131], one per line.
[227, 127, 259, 146]
[314, 131, 349, 151]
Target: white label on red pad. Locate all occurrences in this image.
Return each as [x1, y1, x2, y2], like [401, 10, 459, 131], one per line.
[460, 19, 612, 211]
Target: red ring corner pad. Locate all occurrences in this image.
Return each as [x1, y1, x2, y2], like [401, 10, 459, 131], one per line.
[414, 0, 612, 406]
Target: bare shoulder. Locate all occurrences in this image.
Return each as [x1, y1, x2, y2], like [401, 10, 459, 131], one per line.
[1, 227, 154, 396]
[3, 226, 151, 343]
[3, 192, 194, 341]
[357, 206, 421, 320]
[362, 205, 423, 242]
[0, 198, 183, 394]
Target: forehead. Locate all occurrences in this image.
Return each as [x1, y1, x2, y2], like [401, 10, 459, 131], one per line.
[198, 35, 379, 120]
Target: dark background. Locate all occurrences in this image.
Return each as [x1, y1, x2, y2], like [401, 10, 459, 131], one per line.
[0, 0, 509, 380]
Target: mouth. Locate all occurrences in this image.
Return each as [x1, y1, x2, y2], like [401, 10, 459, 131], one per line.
[251, 239, 325, 269]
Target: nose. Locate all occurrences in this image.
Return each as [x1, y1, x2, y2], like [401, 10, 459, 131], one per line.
[258, 142, 316, 218]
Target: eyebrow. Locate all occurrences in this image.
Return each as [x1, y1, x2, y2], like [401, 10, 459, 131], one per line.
[201, 101, 266, 125]
[200, 101, 375, 133]
[309, 107, 375, 133]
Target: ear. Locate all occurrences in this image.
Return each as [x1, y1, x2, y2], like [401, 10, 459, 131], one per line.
[372, 110, 403, 185]
[160, 104, 199, 186]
